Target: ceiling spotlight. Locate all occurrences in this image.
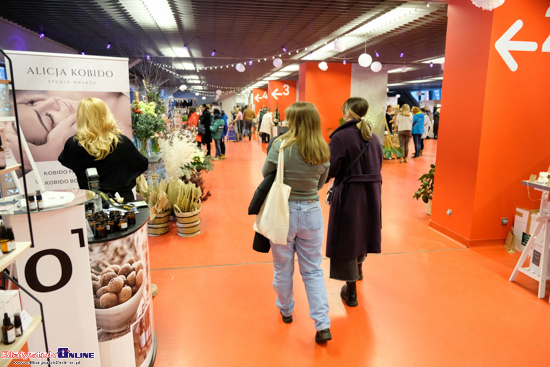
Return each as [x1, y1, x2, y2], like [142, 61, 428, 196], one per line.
[147, 54, 150, 60]
[343, 59, 347, 65]
[305, 47, 308, 51]
[400, 52, 404, 58]
[211, 50, 216, 56]
[184, 44, 188, 50]
[39, 33, 45, 38]
[248, 59, 252, 65]
[375, 50, 379, 57]
[430, 62, 434, 68]
[283, 46, 287, 52]
[427, 2, 430, 7]
[81, 51, 85, 55]
[106, 43, 111, 49]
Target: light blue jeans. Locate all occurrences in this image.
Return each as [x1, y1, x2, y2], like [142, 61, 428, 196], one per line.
[271, 200, 330, 331]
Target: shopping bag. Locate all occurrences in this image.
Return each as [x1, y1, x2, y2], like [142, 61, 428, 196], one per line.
[253, 141, 291, 245]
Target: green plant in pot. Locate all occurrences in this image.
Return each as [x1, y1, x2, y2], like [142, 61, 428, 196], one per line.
[413, 164, 435, 212]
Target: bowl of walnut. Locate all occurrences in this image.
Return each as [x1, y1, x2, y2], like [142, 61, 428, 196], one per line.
[92, 258, 146, 332]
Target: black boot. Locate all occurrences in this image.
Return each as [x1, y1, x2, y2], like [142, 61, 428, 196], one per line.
[340, 281, 358, 307]
[357, 263, 363, 281]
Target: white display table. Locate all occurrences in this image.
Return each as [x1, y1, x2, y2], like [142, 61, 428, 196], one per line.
[7, 190, 156, 366]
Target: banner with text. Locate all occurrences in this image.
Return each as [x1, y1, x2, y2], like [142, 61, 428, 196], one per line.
[252, 88, 268, 114]
[267, 80, 297, 121]
[5, 51, 131, 191]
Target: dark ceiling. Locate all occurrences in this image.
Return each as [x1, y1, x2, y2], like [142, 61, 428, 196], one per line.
[0, 0, 449, 93]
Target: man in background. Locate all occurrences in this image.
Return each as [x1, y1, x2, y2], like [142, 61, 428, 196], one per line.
[243, 105, 256, 141]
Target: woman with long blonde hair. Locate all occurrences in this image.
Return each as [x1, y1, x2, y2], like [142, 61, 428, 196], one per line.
[395, 103, 413, 163]
[261, 102, 332, 344]
[326, 97, 383, 308]
[59, 97, 148, 202]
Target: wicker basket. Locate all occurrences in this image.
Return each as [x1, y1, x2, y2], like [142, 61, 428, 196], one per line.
[175, 209, 201, 237]
[148, 211, 171, 236]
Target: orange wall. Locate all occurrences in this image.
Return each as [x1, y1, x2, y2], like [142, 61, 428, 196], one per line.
[431, 0, 550, 244]
[299, 62, 352, 141]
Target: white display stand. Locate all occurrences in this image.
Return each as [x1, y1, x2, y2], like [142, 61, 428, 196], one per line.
[510, 181, 550, 300]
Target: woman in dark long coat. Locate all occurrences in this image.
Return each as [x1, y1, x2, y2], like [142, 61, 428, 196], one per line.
[199, 104, 212, 156]
[326, 97, 382, 307]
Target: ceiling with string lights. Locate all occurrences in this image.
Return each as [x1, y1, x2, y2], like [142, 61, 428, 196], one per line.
[0, 0, 449, 94]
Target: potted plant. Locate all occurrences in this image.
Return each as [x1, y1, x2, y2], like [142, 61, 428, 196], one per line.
[131, 101, 165, 156]
[136, 176, 172, 236]
[413, 164, 435, 215]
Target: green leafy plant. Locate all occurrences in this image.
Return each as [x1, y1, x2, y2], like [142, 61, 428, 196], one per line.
[413, 164, 435, 203]
[382, 146, 403, 159]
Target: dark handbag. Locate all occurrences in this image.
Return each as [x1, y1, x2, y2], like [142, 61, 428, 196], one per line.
[248, 170, 277, 215]
[326, 140, 370, 205]
[197, 122, 206, 136]
[253, 231, 271, 253]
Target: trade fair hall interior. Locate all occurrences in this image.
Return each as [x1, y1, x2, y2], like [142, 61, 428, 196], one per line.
[0, 0, 550, 366]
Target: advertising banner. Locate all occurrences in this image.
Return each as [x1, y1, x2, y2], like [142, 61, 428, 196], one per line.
[12, 209, 155, 367]
[267, 80, 296, 121]
[4, 51, 131, 191]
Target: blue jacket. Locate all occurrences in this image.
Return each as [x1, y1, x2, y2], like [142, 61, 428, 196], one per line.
[412, 113, 424, 135]
[221, 114, 229, 138]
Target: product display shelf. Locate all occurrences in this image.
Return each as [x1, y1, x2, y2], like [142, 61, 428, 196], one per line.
[0, 48, 50, 366]
[0, 241, 31, 272]
[0, 164, 21, 176]
[0, 315, 42, 367]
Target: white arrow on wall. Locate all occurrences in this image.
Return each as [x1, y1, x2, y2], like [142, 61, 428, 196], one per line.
[271, 88, 282, 100]
[254, 94, 262, 103]
[495, 19, 538, 72]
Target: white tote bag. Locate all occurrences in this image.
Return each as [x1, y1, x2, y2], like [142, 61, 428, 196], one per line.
[253, 141, 291, 245]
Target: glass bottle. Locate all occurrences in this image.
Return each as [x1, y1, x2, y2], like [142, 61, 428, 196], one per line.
[13, 313, 22, 337]
[118, 217, 128, 231]
[36, 190, 44, 211]
[95, 222, 106, 238]
[27, 195, 37, 211]
[6, 226, 15, 252]
[105, 219, 114, 234]
[2, 313, 15, 345]
[0, 225, 8, 254]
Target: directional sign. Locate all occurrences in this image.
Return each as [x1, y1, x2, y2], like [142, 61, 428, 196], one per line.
[495, 20, 538, 72]
[268, 80, 297, 121]
[252, 88, 268, 114]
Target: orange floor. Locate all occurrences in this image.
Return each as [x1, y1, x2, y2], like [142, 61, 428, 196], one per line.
[149, 137, 550, 367]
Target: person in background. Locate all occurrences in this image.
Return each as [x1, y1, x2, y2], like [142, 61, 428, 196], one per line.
[243, 105, 256, 140]
[199, 104, 212, 156]
[395, 104, 412, 163]
[420, 107, 433, 156]
[220, 110, 229, 160]
[210, 109, 224, 161]
[262, 102, 332, 344]
[259, 108, 273, 143]
[232, 106, 243, 142]
[58, 97, 148, 202]
[326, 97, 382, 309]
[385, 105, 394, 134]
[411, 106, 424, 158]
[187, 106, 199, 129]
[433, 107, 440, 139]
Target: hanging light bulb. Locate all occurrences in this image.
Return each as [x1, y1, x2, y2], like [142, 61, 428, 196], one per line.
[371, 61, 382, 72]
[273, 58, 283, 68]
[318, 62, 328, 71]
[401, 66, 408, 73]
[358, 53, 373, 67]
